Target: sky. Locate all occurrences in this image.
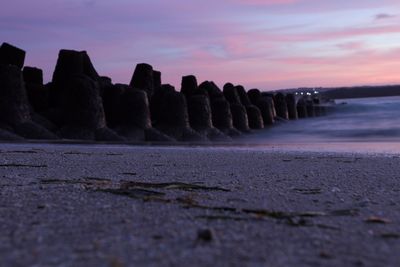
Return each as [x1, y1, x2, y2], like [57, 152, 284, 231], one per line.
[2, 0, 400, 91]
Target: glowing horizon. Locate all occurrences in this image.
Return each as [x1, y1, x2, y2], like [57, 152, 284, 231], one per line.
[2, 0, 400, 91]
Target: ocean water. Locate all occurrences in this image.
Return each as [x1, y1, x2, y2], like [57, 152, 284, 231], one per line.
[243, 95, 400, 146]
[8, 96, 400, 154]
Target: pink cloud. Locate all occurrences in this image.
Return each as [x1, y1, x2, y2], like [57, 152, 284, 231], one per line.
[336, 41, 366, 51]
[256, 24, 400, 44]
[3, 0, 400, 90]
[234, 0, 299, 5]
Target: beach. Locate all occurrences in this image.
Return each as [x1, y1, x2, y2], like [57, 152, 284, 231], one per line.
[1, 143, 400, 267]
[2, 0, 400, 266]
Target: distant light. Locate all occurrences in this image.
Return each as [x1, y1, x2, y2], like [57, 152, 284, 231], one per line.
[301, 92, 304, 95]
[306, 92, 311, 96]
[314, 91, 319, 94]
[295, 92, 298, 95]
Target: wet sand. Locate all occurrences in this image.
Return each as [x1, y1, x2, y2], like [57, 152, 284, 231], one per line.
[1, 143, 400, 267]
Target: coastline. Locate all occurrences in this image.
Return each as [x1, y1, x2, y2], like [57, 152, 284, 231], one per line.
[1, 143, 400, 266]
[2, 139, 400, 154]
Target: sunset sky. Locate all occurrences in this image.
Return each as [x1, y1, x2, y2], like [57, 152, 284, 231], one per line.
[2, 0, 400, 90]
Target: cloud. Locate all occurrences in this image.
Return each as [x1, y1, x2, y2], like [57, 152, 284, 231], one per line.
[233, 0, 300, 5]
[260, 24, 400, 43]
[375, 13, 396, 20]
[2, 0, 400, 90]
[231, 0, 400, 14]
[336, 41, 366, 51]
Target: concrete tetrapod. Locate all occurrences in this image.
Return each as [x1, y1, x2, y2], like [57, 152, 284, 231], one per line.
[187, 95, 229, 141]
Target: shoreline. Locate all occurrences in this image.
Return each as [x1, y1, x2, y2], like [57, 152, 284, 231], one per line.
[1, 143, 400, 266]
[1, 139, 400, 155]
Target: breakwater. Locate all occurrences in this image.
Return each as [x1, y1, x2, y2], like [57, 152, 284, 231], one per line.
[0, 42, 329, 142]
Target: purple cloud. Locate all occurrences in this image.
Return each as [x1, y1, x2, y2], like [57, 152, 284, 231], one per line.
[375, 13, 396, 20]
[1, 0, 400, 90]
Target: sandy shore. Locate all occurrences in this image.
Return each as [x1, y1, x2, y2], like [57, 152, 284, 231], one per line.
[1, 143, 400, 267]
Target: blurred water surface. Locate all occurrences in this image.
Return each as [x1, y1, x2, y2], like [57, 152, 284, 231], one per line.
[246, 96, 400, 143]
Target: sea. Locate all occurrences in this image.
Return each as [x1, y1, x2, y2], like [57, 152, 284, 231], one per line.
[6, 96, 400, 154]
[241, 95, 400, 153]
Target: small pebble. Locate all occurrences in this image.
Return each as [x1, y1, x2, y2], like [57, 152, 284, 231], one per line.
[197, 229, 213, 242]
[37, 204, 47, 209]
[319, 251, 333, 259]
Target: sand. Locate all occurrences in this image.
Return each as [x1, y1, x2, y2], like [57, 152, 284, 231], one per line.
[0, 143, 400, 267]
